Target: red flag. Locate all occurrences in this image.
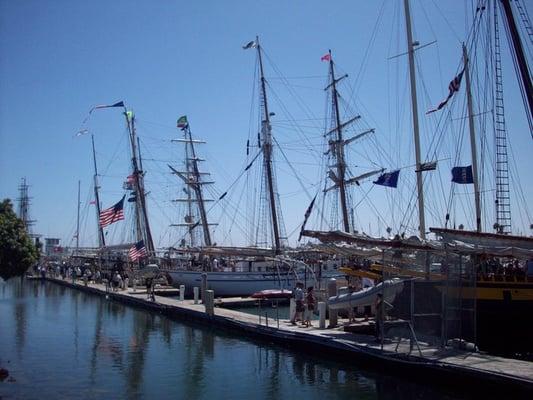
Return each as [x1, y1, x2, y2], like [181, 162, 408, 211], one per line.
[321, 53, 331, 62]
[89, 200, 96, 205]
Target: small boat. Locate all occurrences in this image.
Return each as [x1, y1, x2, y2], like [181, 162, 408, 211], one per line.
[251, 289, 293, 299]
[328, 278, 405, 310]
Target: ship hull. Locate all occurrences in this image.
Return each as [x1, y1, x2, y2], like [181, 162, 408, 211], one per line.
[167, 270, 303, 297]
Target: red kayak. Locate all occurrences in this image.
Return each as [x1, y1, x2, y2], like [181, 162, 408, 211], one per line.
[251, 289, 293, 299]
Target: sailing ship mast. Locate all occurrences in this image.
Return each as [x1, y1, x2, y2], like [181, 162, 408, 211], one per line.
[91, 134, 105, 248]
[322, 50, 371, 233]
[403, 0, 427, 240]
[170, 119, 214, 247]
[326, 50, 351, 233]
[256, 36, 282, 254]
[124, 110, 155, 254]
[76, 180, 81, 253]
[462, 43, 482, 233]
[432, 1, 533, 242]
[499, 0, 533, 136]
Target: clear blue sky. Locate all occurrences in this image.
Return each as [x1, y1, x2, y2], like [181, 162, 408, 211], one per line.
[1, 0, 531, 248]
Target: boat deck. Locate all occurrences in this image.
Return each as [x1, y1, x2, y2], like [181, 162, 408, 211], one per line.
[38, 276, 533, 394]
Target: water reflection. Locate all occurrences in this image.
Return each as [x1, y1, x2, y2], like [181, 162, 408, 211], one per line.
[13, 279, 27, 357]
[0, 279, 473, 400]
[124, 311, 155, 399]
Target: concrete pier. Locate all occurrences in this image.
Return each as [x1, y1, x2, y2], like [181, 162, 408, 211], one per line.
[38, 276, 533, 395]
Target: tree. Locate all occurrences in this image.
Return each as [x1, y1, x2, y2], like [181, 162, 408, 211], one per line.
[0, 199, 38, 280]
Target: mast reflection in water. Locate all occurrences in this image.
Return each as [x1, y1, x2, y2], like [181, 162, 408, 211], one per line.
[0, 279, 467, 399]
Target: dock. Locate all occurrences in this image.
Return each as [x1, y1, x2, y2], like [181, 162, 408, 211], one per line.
[36, 276, 533, 396]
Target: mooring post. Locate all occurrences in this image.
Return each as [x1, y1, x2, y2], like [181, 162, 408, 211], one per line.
[289, 298, 295, 322]
[201, 273, 207, 304]
[179, 285, 185, 301]
[318, 301, 326, 329]
[205, 289, 214, 316]
[193, 287, 199, 304]
[276, 300, 280, 329]
[327, 278, 338, 327]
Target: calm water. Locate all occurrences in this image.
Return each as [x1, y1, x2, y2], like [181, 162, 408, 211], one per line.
[0, 279, 470, 400]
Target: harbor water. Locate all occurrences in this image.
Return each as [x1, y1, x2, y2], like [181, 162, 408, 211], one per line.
[0, 278, 470, 399]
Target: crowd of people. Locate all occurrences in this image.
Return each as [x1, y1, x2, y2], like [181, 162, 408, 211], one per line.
[477, 257, 531, 280]
[33, 263, 134, 291]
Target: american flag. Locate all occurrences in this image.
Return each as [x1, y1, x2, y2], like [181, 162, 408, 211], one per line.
[99, 195, 125, 227]
[129, 240, 147, 261]
[426, 70, 464, 114]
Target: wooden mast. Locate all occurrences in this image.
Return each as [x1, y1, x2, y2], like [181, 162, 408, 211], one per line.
[463, 43, 482, 233]
[91, 134, 105, 247]
[76, 180, 80, 252]
[169, 120, 215, 247]
[136, 135, 154, 251]
[185, 122, 212, 247]
[256, 36, 282, 254]
[124, 109, 154, 254]
[327, 49, 351, 233]
[499, 0, 533, 136]
[403, 0, 426, 240]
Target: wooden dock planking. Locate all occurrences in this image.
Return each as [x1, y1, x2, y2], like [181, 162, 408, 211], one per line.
[41, 276, 533, 392]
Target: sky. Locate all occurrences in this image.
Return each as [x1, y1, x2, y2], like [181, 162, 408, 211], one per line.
[1, 0, 532, 249]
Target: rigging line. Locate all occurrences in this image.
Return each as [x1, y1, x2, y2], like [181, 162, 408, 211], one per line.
[450, 109, 493, 120]
[507, 137, 532, 226]
[262, 49, 321, 125]
[218, 182, 253, 240]
[247, 54, 259, 147]
[351, 184, 389, 230]
[201, 150, 263, 222]
[98, 126, 128, 176]
[261, 51, 324, 144]
[266, 83, 322, 164]
[266, 75, 327, 80]
[429, 0, 463, 44]
[265, 90, 322, 159]
[269, 82, 324, 91]
[348, 0, 387, 104]
[500, 0, 533, 137]
[274, 117, 329, 122]
[514, 0, 533, 60]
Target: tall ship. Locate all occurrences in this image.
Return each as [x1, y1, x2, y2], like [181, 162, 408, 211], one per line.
[301, 0, 533, 353]
[163, 38, 318, 296]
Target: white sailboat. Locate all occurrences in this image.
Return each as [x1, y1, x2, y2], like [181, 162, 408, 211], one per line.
[164, 38, 314, 296]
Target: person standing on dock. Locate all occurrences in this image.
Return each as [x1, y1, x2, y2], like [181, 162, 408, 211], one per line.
[146, 278, 155, 301]
[123, 272, 129, 290]
[304, 287, 315, 327]
[375, 293, 384, 341]
[291, 282, 304, 325]
[375, 293, 393, 341]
